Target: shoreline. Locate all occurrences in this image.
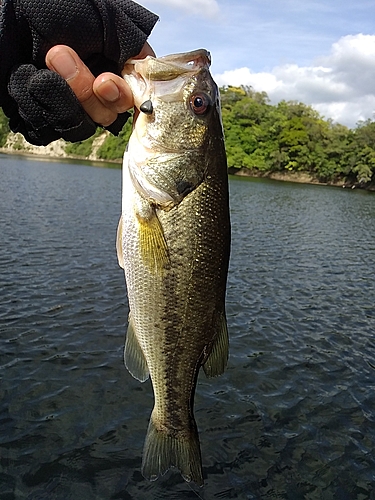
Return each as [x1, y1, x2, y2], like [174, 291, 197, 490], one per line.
[1, 148, 374, 191]
[228, 167, 375, 191]
[0, 147, 122, 167]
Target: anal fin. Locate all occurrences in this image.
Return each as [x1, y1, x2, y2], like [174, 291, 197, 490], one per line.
[124, 314, 149, 382]
[203, 310, 229, 378]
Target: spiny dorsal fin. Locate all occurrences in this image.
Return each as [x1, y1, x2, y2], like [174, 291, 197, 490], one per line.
[124, 314, 149, 382]
[203, 310, 229, 378]
[137, 210, 170, 274]
[116, 215, 124, 269]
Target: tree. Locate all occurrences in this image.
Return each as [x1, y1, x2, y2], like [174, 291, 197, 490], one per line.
[0, 108, 10, 147]
[345, 120, 375, 183]
[97, 116, 133, 160]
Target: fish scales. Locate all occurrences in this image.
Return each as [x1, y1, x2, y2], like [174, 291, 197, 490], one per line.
[117, 49, 230, 485]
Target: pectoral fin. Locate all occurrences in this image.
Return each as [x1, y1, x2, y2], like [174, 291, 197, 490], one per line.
[203, 311, 229, 378]
[116, 215, 124, 269]
[137, 209, 170, 274]
[124, 314, 149, 382]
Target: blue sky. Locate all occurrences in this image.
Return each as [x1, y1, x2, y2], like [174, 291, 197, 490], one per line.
[140, 0, 375, 127]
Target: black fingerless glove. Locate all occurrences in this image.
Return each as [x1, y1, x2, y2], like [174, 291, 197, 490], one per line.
[0, 0, 158, 145]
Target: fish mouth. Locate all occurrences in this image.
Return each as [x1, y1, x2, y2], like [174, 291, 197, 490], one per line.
[123, 49, 211, 82]
[122, 49, 212, 105]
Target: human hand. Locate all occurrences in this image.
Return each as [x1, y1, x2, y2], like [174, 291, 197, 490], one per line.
[0, 0, 158, 146]
[45, 42, 155, 129]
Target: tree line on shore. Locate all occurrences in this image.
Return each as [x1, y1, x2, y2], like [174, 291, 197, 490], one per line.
[220, 86, 375, 186]
[1, 85, 375, 186]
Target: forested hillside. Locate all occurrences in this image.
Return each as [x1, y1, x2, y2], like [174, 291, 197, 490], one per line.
[221, 86, 375, 186]
[2, 86, 375, 187]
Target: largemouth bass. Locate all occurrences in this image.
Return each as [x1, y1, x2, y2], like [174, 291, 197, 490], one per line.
[117, 49, 230, 485]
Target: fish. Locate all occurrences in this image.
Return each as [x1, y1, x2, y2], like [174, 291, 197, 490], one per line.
[117, 49, 231, 486]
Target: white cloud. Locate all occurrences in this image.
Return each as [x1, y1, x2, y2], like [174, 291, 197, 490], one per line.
[143, 0, 220, 17]
[214, 34, 375, 127]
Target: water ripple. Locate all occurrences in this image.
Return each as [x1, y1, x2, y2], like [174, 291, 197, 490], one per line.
[1, 157, 375, 498]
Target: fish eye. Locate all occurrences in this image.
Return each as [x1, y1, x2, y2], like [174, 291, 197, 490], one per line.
[189, 93, 211, 115]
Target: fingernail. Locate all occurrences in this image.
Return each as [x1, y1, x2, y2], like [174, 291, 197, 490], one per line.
[97, 80, 120, 102]
[49, 52, 78, 81]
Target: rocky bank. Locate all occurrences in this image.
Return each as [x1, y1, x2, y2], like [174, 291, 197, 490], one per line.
[0, 131, 117, 164]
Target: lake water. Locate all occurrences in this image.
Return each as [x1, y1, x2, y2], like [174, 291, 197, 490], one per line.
[1, 154, 375, 499]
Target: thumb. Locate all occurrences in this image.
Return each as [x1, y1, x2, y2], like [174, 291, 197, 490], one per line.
[46, 45, 117, 127]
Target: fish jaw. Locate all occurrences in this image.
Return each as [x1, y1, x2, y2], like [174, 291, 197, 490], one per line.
[122, 49, 211, 90]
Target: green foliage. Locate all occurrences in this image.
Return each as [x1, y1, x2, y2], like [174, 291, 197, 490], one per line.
[345, 120, 375, 183]
[65, 128, 102, 157]
[0, 108, 10, 147]
[97, 117, 133, 160]
[220, 87, 375, 184]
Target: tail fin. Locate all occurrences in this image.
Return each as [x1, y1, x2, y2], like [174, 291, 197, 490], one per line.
[141, 414, 203, 486]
